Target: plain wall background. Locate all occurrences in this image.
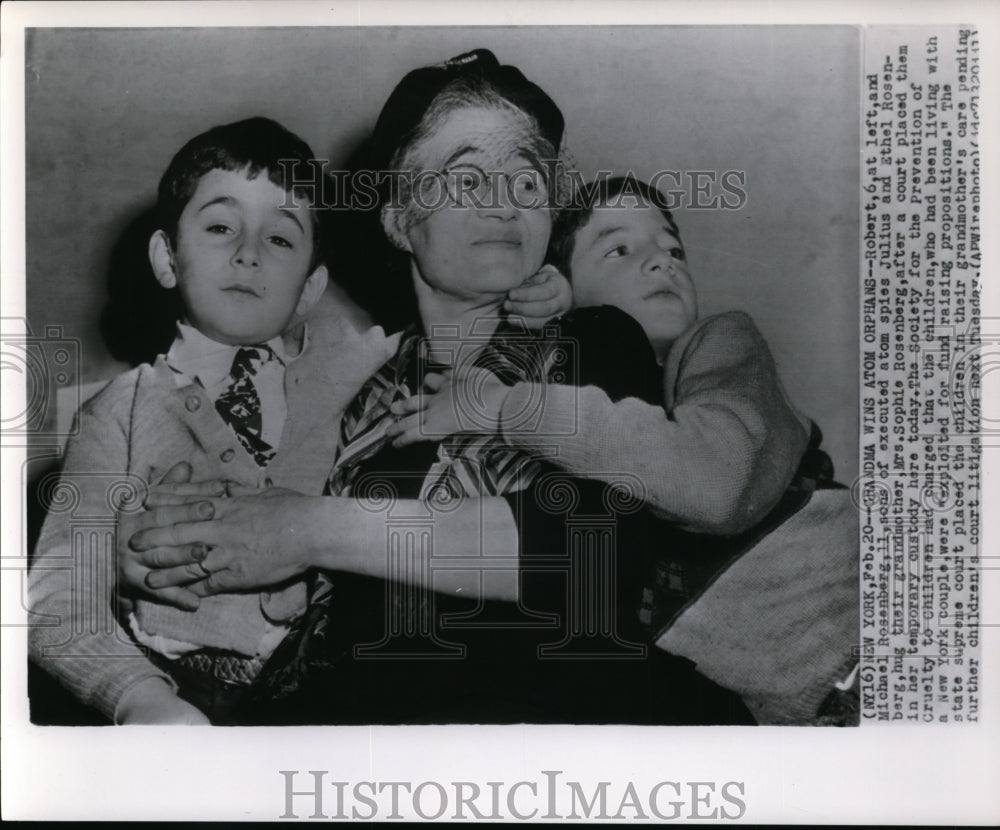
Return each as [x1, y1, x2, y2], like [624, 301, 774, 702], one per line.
[25, 26, 859, 481]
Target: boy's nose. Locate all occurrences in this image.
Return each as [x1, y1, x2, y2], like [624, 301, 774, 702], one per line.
[232, 240, 261, 268]
[643, 248, 676, 277]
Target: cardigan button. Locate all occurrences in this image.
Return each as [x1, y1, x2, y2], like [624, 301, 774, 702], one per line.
[185, 395, 201, 411]
[220, 449, 236, 462]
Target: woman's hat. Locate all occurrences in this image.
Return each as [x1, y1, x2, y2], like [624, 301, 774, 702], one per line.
[366, 48, 564, 170]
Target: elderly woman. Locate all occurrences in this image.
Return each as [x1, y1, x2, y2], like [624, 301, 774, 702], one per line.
[120, 51, 750, 725]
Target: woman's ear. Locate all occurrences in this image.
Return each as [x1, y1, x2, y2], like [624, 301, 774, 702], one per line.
[295, 264, 329, 317]
[380, 204, 412, 253]
[148, 230, 178, 289]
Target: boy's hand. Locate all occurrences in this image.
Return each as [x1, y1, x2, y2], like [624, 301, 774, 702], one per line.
[115, 677, 211, 725]
[504, 264, 572, 329]
[386, 366, 511, 447]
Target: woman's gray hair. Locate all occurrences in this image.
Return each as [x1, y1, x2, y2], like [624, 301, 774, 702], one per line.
[382, 73, 570, 249]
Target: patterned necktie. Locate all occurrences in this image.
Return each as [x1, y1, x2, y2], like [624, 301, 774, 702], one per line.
[215, 346, 276, 467]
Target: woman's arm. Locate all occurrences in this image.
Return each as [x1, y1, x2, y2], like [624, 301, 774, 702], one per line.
[122, 490, 521, 602]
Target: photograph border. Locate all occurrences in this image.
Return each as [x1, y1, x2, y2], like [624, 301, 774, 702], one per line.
[2, 0, 998, 823]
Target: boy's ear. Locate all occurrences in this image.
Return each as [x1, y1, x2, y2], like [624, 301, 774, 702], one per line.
[295, 264, 329, 318]
[380, 204, 412, 253]
[149, 230, 178, 289]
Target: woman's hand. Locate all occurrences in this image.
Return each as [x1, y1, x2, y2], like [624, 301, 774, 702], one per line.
[386, 365, 511, 447]
[127, 487, 320, 598]
[118, 462, 226, 611]
[504, 264, 572, 328]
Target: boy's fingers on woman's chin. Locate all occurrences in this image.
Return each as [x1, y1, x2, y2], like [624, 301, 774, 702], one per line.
[510, 280, 558, 302]
[507, 288, 538, 303]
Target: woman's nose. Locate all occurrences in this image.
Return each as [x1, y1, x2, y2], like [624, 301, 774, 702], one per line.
[480, 177, 517, 219]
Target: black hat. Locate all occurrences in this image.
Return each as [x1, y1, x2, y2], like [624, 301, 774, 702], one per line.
[366, 49, 564, 171]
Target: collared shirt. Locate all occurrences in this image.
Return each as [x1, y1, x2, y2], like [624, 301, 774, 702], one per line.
[164, 321, 307, 450]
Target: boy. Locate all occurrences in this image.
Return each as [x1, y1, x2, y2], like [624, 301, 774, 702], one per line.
[389, 175, 859, 724]
[29, 117, 367, 724]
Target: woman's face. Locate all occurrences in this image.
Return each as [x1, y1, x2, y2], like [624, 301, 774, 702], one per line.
[391, 105, 553, 302]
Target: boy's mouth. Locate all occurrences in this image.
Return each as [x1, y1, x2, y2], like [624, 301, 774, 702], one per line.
[223, 285, 263, 298]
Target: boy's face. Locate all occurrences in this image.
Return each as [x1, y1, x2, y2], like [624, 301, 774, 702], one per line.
[151, 168, 324, 345]
[569, 202, 697, 355]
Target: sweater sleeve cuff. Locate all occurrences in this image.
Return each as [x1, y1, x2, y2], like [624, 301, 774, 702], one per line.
[110, 670, 179, 725]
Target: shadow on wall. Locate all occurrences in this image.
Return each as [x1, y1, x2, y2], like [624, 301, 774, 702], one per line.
[325, 139, 417, 335]
[99, 206, 186, 368]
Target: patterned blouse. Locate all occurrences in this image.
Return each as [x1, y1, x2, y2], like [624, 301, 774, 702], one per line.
[327, 315, 568, 502]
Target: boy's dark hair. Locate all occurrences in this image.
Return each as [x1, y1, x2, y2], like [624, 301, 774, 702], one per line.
[549, 175, 682, 278]
[156, 117, 325, 270]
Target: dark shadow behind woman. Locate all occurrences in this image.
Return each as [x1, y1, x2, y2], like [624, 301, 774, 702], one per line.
[100, 205, 186, 367]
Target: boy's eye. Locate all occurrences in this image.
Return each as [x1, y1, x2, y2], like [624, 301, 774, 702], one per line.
[268, 235, 294, 249]
[604, 244, 629, 258]
[206, 223, 233, 235]
[669, 247, 686, 261]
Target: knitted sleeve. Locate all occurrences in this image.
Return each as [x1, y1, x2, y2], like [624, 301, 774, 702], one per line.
[28, 369, 175, 721]
[499, 312, 809, 535]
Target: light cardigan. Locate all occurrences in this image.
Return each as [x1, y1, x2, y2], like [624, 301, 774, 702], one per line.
[129, 321, 299, 659]
[28, 312, 397, 720]
[499, 311, 812, 534]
